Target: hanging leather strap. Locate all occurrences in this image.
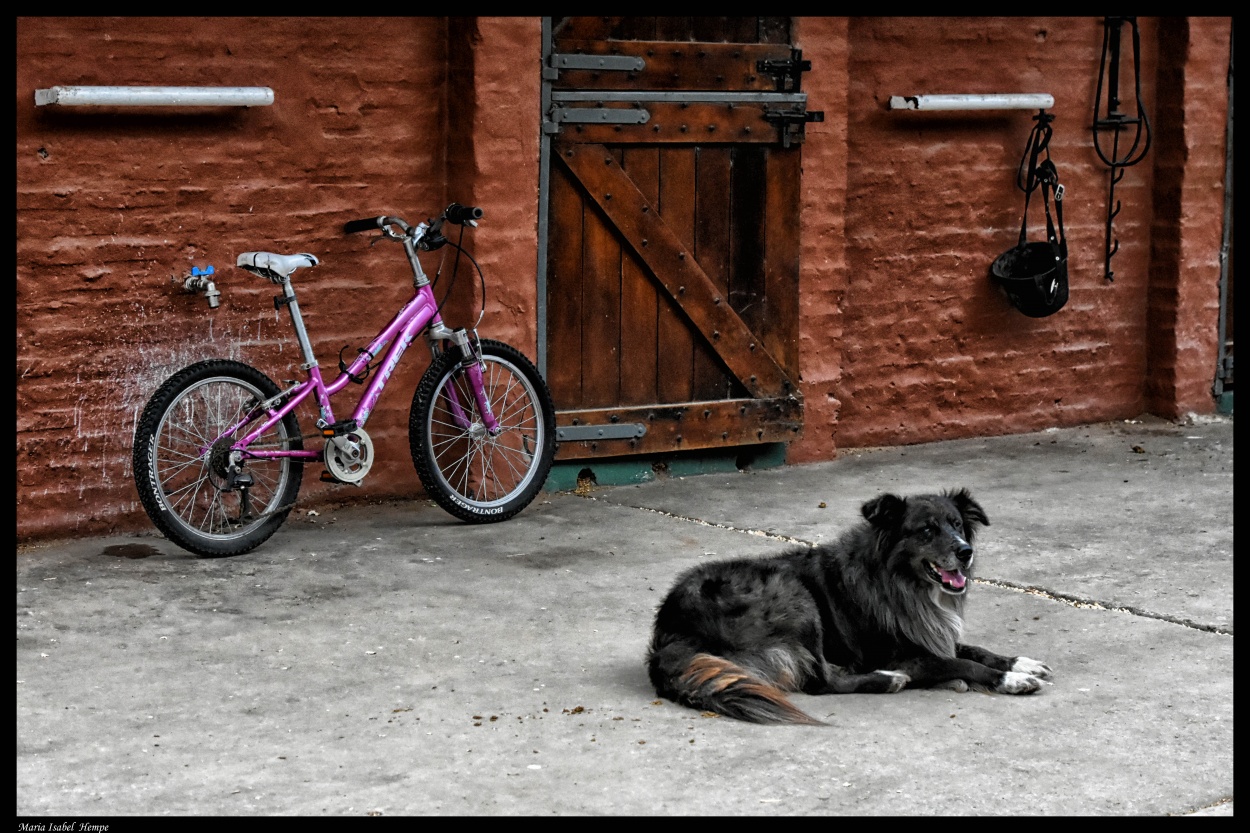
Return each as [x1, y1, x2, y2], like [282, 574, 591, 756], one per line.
[1015, 111, 1066, 259]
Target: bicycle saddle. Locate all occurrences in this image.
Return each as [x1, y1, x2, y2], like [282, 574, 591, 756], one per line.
[236, 251, 320, 283]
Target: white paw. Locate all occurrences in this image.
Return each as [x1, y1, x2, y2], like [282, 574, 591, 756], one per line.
[878, 670, 910, 692]
[1012, 656, 1053, 680]
[997, 671, 1045, 694]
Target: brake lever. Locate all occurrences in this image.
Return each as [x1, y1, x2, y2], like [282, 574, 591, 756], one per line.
[371, 224, 402, 247]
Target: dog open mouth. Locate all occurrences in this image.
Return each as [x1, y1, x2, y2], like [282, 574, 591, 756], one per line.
[927, 561, 967, 593]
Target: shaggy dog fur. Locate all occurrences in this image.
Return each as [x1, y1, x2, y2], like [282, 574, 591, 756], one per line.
[646, 489, 1052, 725]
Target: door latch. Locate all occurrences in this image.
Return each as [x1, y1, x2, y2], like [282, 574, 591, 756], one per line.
[756, 48, 812, 92]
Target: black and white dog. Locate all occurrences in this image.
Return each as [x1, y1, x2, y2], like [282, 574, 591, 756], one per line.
[646, 489, 1052, 725]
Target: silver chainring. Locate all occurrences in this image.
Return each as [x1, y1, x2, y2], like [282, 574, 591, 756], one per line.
[323, 427, 374, 484]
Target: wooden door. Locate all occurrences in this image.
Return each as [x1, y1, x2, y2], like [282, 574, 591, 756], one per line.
[541, 17, 820, 459]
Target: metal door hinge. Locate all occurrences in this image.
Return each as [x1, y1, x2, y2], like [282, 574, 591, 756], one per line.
[545, 52, 646, 80]
[544, 105, 651, 134]
[556, 423, 648, 442]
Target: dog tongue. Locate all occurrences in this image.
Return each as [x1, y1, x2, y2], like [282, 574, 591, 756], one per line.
[938, 567, 966, 589]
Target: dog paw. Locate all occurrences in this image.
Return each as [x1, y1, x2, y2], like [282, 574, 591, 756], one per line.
[996, 671, 1046, 694]
[934, 679, 969, 693]
[877, 670, 911, 693]
[1012, 657, 1053, 680]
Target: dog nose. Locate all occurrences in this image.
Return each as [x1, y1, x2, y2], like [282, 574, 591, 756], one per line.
[956, 542, 973, 564]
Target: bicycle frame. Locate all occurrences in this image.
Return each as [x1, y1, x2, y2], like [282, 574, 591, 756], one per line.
[222, 261, 499, 466]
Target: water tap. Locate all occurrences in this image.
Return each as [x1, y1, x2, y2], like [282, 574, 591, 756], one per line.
[182, 265, 221, 308]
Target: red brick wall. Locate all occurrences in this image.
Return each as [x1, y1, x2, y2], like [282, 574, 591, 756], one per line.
[807, 16, 1228, 450]
[16, 16, 1229, 543]
[832, 17, 1156, 447]
[1144, 17, 1232, 417]
[16, 17, 542, 541]
[791, 17, 851, 463]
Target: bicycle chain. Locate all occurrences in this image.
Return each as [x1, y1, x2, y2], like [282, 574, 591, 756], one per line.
[230, 431, 330, 521]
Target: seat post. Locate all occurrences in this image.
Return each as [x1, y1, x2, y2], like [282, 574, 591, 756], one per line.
[277, 279, 319, 369]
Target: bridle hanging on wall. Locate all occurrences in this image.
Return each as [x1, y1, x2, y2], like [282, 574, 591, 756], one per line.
[1091, 16, 1152, 283]
[990, 108, 1069, 318]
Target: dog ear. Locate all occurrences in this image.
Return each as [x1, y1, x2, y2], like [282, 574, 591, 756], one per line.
[946, 488, 989, 536]
[861, 493, 906, 529]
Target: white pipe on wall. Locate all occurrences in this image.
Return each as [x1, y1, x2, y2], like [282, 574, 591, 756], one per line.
[34, 86, 274, 107]
[889, 93, 1054, 111]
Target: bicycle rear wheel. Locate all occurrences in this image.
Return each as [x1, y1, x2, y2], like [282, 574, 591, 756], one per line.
[409, 339, 556, 522]
[132, 359, 303, 556]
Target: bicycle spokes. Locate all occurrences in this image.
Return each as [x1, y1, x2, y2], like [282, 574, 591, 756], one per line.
[428, 359, 542, 505]
[150, 375, 296, 538]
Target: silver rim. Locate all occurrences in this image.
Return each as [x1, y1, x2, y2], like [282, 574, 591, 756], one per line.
[425, 356, 545, 509]
[151, 376, 294, 540]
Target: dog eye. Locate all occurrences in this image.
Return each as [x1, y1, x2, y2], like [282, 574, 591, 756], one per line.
[919, 525, 936, 540]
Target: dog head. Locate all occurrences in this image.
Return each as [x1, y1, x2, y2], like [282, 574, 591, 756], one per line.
[861, 488, 989, 596]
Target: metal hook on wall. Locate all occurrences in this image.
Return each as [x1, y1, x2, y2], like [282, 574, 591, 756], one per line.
[1091, 16, 1152, 283]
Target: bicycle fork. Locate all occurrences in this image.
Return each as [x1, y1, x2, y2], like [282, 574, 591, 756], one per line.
[428, 323, 501, 436]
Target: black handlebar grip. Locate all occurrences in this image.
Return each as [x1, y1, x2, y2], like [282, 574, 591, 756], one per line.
[343, 217, 383, 234]
[445, 203, 484, 225]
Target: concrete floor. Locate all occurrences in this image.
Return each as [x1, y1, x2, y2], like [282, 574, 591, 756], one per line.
[17, 415, 1233, 816]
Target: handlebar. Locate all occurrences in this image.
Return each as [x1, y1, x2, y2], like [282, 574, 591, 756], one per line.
[343, 203, 483, 236]
[445, 203, 483, 225]
[343, 216, 384, 234]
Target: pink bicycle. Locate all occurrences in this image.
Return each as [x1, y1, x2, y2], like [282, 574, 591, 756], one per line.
[132, 204, 557, 557]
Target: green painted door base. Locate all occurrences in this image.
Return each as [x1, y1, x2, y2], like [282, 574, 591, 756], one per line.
[1217, 391, 1234, 415]
[543, 443, 788, 492]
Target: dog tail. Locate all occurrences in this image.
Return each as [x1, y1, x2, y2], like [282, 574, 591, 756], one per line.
[652, 647, 826, 726]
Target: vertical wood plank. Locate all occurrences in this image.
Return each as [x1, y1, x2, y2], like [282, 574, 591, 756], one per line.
[580, 153, 623, 409]
[730, 145, 767, 339]
[655, 17, 695, 41]
[620, 147, 660, 406]
[692, 146, 734, 400]
[616, 17, 657, 40]
[763, 146, 802, 377]
[545, 154, 585, 408]
[690, 17, 728, 43]
[657, 146, 697, 403]
[759, 17, 790, 44]
[725, 17, 760, 43]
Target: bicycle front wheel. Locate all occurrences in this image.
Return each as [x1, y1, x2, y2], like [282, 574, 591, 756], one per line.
[409, 339, 557, 523]
[132, 359, 304, 556]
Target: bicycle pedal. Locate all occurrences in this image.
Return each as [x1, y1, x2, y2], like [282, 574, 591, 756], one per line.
[319, 470, 343, 484]
[321, 419, 359, 438]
